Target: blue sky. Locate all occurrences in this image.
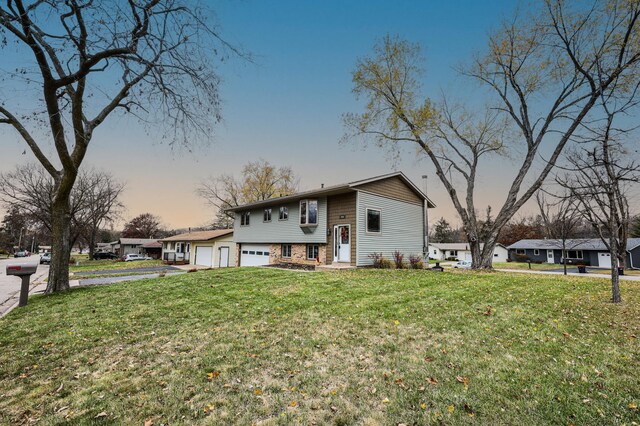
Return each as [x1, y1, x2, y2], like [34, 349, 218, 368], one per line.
[1, 0, 521, 228]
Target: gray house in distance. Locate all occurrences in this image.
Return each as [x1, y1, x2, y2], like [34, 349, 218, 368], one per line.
[507, 238, 640, 268]
[227, 172, 435, 267]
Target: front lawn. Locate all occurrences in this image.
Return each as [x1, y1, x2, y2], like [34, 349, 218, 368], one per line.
[0, 269, 638, 425]
[493, 261, 569, 271]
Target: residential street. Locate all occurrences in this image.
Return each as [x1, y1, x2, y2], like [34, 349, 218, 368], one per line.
[0, 255, 48, 316]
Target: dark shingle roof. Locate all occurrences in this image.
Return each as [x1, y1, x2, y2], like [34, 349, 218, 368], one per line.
[507, 238, 640, 251]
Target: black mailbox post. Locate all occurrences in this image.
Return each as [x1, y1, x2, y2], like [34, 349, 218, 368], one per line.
[6, 262, 38, 307]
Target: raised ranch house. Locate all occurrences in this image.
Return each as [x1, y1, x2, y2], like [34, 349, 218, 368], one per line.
[507, 238, 640, 268]
[227, 172, 435, 267]
[160, 229, 234, 268]
[428, 243, 508, 262]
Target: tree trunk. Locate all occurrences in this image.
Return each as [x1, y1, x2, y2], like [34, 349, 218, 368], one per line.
[46, 197, 71, 293]
[610, 238, 622, 304]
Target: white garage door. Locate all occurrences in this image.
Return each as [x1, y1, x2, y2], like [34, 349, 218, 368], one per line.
[194, 246, 213, 267]
[598, 252, 612, 268]
[240, 244, 271, 267]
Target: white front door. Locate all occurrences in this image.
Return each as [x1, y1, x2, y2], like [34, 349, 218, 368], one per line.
[598, 252, 612, 268]
[219, 246, 230, 268]
[547, 250, 554, 264]
[334, 225, 351, 262]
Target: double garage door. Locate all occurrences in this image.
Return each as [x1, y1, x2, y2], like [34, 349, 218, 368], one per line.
[240, 244, 270, 266]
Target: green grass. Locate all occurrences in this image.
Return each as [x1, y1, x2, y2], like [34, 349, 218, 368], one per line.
[1, 269, 638, 425]
[68, 259, 164, 273]
[493, 261, 570, 271]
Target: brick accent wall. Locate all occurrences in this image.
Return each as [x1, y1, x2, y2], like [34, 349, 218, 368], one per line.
[272, 243, 327, 265]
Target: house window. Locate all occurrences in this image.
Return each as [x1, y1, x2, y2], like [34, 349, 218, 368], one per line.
[279, 206, 289, 220]
[307, 244, 319, 260]
[494, 253, 499, 257]
[433, 250, 437, 255]
[534, 249, 540, 256]
[300, 200, 318, 226]
[516, 249, 525, 255]
[450, 250, 458, 256]
[263, 208, 272, 222]
[366, 208, 381, 233]
[176, 243, 184, 253]
[241, 211, 250, 226]
[282, 244, 292, 258]
[567, 250, 583, 259]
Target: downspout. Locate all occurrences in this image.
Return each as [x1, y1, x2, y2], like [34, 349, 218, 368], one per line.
[422, 175, 429, 260]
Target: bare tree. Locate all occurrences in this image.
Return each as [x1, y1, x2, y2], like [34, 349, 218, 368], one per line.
[0, 163, 125, 260]
[344, 1, 640, 269]
[0, 1, 239, 292]
[536, 191, 582, 275]
[197, 160, 299, 225]
[556, 127, 640, 303]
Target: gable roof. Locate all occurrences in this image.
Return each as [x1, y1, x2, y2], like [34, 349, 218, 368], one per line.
[226, 172, 436, 212]
[507, 238, 640, 251]
[119, 238, 159, 246]
[160, 229, 233, 242]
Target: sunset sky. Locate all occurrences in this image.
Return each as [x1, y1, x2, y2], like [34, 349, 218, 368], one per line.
[0, 0, 544, 230]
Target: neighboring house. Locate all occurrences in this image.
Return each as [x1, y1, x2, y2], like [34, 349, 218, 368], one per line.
[507, 238, 640, 268]
[227, 172, 435, 267]
[428, 243, 508, 262]
[141, 241, 162, 259]
[161, 229, 234, 268]
[38, 245, 52, 254]
[118, 238, 160, 257]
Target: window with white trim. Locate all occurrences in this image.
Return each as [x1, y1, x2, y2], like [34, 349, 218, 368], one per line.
[282, 244, 292, 258]
[307, 244, 319, 260]
[533, 249, 540, 256]
[300, 200, 318, 226]
[279, 206, 288, 220]
[241, 211, 250, 226]
[263, 208, 272, 222]
[366, 208, 381, 233]
[516, 249, 525, 255]
[567, 250, 583, 259]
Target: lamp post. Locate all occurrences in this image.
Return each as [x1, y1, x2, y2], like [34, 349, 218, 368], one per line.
[422, 175, 429, 259]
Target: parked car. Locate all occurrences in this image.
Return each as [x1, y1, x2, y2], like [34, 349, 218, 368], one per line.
[39, 252, 52, 264]
[123, 253, 152, 262]
[453, 260, 472, 269]
[92, 252, 118, 260]
[14, 251, 29, 258]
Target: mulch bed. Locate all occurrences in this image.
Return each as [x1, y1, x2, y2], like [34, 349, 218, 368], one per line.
[263, 263, 316, 271]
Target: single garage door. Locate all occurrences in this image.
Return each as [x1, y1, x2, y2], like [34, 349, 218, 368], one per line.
[240, 244, 271, 266]
[194, 246, 213, 267]
[598, 252, 612, 268]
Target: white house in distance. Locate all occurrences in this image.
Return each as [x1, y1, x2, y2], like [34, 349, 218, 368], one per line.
[160, 229, 234, 268]
[428, 242, 509, 262]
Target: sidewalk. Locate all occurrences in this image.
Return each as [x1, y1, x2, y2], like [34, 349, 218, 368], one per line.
[496, 268, 640, 281]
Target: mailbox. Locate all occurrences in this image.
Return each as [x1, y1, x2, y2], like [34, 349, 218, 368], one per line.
[6, 262, 38, 307]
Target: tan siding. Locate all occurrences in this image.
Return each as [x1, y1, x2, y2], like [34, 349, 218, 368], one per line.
[326, 192, 357, 265]
[354, 176, 422, 205]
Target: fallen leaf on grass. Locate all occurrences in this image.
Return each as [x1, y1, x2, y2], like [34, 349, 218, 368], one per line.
[629, 403, 638, 410]
[427, 377, 438, 385]
[290, 401, 297, 407]
[464, 403, 475, 416]
[94, 412, 108, 419]
[447, 405, 455, 413]
[420, 403, 426, 409]
[254, 389, 262, 395]
[563, 332, 571, 338]
[456, 376, 469, 387]
[55, 383, 64, 393]
[394, 320, 400, 326]
[144, 419, 154, 426]
[207, 371, 220, 381]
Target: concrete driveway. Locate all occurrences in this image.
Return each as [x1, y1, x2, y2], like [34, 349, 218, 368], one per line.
[0, 254, 48, 316]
